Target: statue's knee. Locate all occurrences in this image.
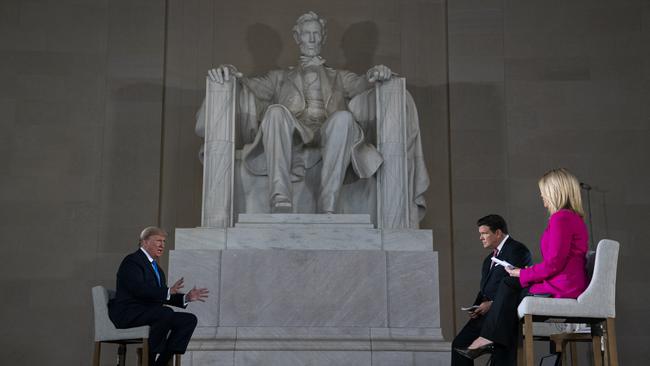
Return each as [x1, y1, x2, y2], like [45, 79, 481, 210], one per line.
[262, 105, 292, 130]
[326, 111, 355, 131]
[330, 110, 354, 123]
[264, 105, 288, 120]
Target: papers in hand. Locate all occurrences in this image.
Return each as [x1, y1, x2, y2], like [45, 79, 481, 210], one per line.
[491, 256, 515, 269]
[461, 305, 480, 312]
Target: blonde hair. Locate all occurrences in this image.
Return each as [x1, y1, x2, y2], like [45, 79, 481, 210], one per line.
[538, 168, 585, 217]
[139, 226, 167, 242]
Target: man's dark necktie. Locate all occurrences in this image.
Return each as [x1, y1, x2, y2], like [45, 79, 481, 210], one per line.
[151, 260, 162, 286]
[490, 249, 499, 269]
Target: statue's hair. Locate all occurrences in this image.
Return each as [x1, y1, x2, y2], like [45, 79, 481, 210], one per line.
[139, 226, 168, 243]
[293, 11, 327, 41]
[538, 168, 585, 217]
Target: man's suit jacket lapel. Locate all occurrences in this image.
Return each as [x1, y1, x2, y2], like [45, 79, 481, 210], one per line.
[480, 237, 512, 292]
[495, 238, 512, 263]
[136, 249, 165, 287]
[158, 263, 166, 287]
[479, 255, 491, 293]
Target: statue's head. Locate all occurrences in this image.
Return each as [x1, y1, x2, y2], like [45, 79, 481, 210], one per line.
[293, 11, 327, 57]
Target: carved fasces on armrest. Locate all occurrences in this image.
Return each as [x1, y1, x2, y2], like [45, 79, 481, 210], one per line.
[375, 77, 411, 229]
[198, 76, 427, 227]
[201, 78, 237, 228]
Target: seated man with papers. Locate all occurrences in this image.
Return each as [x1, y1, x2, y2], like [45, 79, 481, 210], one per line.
[451, 215, 532, 366]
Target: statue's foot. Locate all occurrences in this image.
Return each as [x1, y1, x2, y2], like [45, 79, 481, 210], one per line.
[318, 196, 336, 214]
[272, 196, 293, 213]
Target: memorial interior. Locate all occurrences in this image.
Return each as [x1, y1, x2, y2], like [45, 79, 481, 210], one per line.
[0, 0, 648, 365]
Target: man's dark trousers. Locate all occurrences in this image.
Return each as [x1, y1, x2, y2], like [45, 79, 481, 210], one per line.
[127, 306, 197, 365]
[451, 315, 517, 366]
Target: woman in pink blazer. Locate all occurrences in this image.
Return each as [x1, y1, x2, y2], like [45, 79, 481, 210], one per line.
[456, 168, 589, 362]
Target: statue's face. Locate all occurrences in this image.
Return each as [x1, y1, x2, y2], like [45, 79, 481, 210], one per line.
[295, 20, 323, 57]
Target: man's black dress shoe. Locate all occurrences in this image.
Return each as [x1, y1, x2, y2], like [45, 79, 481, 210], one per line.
[454, 343, 495, 359]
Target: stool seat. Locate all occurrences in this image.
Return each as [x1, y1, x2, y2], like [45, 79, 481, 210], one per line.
[518, 240, 619, 366]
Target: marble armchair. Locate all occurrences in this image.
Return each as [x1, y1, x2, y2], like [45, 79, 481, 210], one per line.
[197, 77, 427, 229]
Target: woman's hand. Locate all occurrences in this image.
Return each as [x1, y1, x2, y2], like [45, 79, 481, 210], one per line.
[506, 266, 521, 277]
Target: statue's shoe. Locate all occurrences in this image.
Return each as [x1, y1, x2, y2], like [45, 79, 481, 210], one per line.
[272, 197, 293, 213]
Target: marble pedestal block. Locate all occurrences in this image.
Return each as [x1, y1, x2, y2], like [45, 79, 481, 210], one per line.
[169, 215, 451, 366]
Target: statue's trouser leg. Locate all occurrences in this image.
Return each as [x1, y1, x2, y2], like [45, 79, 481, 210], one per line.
[260, 105, 296, 205]
[319, 111, 357, 213]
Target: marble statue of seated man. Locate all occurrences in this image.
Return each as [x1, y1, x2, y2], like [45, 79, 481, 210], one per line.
[201, 11, 430, 222]
[206, 11, 395, 214]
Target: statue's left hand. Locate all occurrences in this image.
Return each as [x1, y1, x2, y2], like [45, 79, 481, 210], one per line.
[367, 64, 393, 82]
[208, 65, 243, 84]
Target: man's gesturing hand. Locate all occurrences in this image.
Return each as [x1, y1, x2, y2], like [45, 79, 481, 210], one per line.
[170, 277, 184, 294]
[186, 286, 210, 303]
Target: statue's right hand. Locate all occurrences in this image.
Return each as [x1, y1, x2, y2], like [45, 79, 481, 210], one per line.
[208, 65, 242, 84]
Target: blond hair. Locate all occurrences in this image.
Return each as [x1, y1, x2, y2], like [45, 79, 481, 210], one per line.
[139, 226, 167, 242]
[538, 168, 585, 217]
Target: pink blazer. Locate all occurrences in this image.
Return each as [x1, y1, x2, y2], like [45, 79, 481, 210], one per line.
[520, 209, 589, 298]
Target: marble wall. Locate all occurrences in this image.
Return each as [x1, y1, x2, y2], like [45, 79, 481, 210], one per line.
[1, 0, 648, 365]
[448, 0, 650, 364]
[0, 0, 166, 365]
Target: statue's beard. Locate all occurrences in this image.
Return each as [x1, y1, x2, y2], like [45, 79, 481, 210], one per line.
[299, 43, 321, 57]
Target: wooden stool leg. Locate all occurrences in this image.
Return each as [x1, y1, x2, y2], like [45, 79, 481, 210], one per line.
[592, 335, 603, 366]
[93, 342, 101, 366]
[569, 341, 578, 366]
[561, 340, 569, 366]
[524, 314, 534, 366]
[550, 334, 566, 366]
[142, 338, 149, 366]
[516, 316, 525, 366]
[118, 344, 127, 366]
[165, 354, 182, 366]
[605, 318, 618, 366]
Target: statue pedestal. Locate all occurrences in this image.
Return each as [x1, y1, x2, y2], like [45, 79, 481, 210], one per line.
[169, 214, 451, 366]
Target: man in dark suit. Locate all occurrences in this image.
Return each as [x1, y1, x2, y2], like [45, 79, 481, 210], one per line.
[108, 227, 209, 366]
[451, 215, 532, 366]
